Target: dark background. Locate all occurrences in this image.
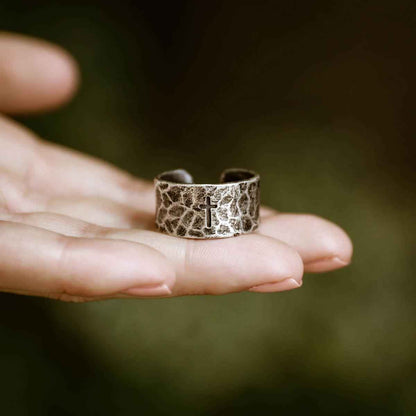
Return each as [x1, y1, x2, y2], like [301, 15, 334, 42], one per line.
[1, 1, 415, 414]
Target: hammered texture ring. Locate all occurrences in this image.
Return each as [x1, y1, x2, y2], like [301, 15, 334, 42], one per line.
[154, 168, 260, 239]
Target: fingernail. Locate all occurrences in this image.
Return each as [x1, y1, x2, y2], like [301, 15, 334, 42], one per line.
[305, 256, 350, 272]
[248, 278, 302, 293]
[121, 283, 172, 297]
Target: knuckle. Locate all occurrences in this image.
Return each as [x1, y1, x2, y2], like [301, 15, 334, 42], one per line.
[45, 291, 88, 303]
[55, 237, 91, 298]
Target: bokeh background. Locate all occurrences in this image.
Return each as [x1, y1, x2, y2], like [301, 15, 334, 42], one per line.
[1, 1, 415, 414]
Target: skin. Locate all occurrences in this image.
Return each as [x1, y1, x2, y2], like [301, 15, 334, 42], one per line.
[0, 32, 353, 302]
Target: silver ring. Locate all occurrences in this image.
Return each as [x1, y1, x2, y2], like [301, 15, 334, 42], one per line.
[154, 168, 260, 239]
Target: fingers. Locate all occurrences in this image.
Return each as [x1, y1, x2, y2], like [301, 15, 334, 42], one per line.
[113, 231, 304, 296]
[3, 212, 304, 296]
[0, 32, 79, 113]
[258, 212, 353, 273]
[47, 201, 351, 275]
[0, 107, 352, 278]
[0, 219, 175, 302]
[0, 159, 352, 276]
[0, 165, 352, 275]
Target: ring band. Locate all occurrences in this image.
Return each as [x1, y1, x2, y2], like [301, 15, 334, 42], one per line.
[154, 168, 260, 239]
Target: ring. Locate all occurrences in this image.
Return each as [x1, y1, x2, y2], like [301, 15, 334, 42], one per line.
[154, 168, 260, 239]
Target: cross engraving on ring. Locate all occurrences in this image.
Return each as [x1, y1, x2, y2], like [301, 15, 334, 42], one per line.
[199, 196, 218, 228]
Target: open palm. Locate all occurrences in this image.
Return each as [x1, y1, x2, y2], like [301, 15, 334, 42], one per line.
[0, 33, 352, 302]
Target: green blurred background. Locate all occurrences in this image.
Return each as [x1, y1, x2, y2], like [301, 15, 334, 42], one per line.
[1, 1, 415, 414]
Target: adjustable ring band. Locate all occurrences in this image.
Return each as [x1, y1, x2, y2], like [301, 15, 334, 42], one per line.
[154, 168, 260, 239]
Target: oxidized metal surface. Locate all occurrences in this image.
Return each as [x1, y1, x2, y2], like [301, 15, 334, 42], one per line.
[154, 169, 260, 239]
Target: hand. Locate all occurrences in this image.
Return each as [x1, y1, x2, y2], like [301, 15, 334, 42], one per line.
[0, 33, 352, 302]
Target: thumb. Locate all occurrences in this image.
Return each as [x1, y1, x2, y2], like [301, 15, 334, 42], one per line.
[0, 32, 79, 114]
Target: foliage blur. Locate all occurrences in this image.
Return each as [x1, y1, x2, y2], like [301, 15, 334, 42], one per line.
[1, 1, 415, 414]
